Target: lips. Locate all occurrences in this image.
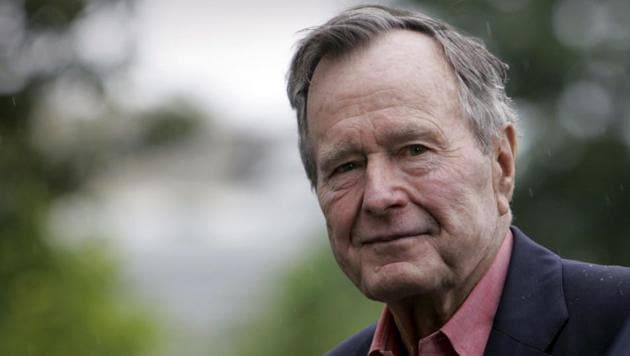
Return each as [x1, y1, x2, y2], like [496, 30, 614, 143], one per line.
[360, 231, 426, 245]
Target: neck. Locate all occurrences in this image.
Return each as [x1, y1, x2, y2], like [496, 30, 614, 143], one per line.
[387, 294, 459, 355]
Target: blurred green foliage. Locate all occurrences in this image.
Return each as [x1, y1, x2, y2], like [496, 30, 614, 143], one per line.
[24, 0, 88, 29]
[234, 245, 382, 356]
[1, 1, 197, 355]
[0, 242, 156, 356]
[235, 0, 630, 354]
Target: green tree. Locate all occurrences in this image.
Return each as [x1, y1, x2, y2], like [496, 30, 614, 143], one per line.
[0, 1, 196, 354]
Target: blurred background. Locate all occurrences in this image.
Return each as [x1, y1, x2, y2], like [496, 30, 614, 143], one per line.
[1, 0, 629, 355]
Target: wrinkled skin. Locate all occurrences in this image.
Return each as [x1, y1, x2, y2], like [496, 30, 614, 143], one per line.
[306, 30, 516, 343]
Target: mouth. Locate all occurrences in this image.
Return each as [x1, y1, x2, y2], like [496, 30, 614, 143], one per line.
[361, 232, 426, 246]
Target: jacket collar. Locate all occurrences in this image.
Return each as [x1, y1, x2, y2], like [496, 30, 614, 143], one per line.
[484, 226, 568, 355]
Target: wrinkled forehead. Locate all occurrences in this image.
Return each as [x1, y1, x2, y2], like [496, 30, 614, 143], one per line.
[306, 30, 460, 136]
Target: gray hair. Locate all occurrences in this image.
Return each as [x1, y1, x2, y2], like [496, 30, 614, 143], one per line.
[287, 5, 517, 187]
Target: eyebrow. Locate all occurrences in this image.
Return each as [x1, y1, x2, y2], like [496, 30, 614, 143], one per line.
[379, 122, 446, 148]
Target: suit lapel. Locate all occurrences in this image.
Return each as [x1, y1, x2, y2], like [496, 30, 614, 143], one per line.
[484, 227, 568, 356]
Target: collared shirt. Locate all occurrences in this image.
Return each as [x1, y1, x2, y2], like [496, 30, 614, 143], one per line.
[368, 230, 514, 356]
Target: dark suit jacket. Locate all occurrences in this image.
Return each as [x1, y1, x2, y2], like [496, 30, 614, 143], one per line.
[607, 315, 630, 356]
[328, 226, 630, 355]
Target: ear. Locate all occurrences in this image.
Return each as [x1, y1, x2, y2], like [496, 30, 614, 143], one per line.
[493, 124, 517, 216]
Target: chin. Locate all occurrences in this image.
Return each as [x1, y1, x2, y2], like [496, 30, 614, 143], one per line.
[359, 263, 441, 302]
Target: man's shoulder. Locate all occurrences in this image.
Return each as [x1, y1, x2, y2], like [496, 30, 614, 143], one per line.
[560, 257, 630, 316]
[551, 258, 630, 354]
[562, 257, 630, 291]
[511, 226, 630, 318]
[491, 227, 630, 354]
[326, 323, 376, 356]
[511, 227, 630, 294]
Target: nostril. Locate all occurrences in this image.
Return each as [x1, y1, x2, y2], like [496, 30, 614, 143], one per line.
[362, 159, 407, 215]
[362, 187, 407, 216]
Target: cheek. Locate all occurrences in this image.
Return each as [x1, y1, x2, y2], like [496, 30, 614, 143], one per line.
[317, 187, 361, 246]
[410, 159, 494, 229]
[318, 189, 366, 287]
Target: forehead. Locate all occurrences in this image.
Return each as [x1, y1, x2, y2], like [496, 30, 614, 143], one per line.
[306, 29, 460, 130]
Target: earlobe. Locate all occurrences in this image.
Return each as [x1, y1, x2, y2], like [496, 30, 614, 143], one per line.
[494, 125, 517, 215]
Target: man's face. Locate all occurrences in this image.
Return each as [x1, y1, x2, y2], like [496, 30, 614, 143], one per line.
[306, 30, 513, 303]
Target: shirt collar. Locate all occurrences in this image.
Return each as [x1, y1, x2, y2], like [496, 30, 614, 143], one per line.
[368, 308, 404, 356]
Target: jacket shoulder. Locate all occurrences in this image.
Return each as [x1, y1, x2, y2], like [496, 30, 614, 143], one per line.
[489, 227, 630, 355]
[556, 259, 630, 353]
[327, 323, 376, 356]
[562, 258, 630, 311]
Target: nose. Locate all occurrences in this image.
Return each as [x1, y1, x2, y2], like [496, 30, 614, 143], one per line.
[362, 158, 407, 216]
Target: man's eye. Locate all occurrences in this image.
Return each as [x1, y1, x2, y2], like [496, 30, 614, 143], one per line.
[407, 144, 428, 156]
[333, 161, 358, 175]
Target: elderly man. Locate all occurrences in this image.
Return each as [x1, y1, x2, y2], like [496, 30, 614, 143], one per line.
[286, 5, 630, 356]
